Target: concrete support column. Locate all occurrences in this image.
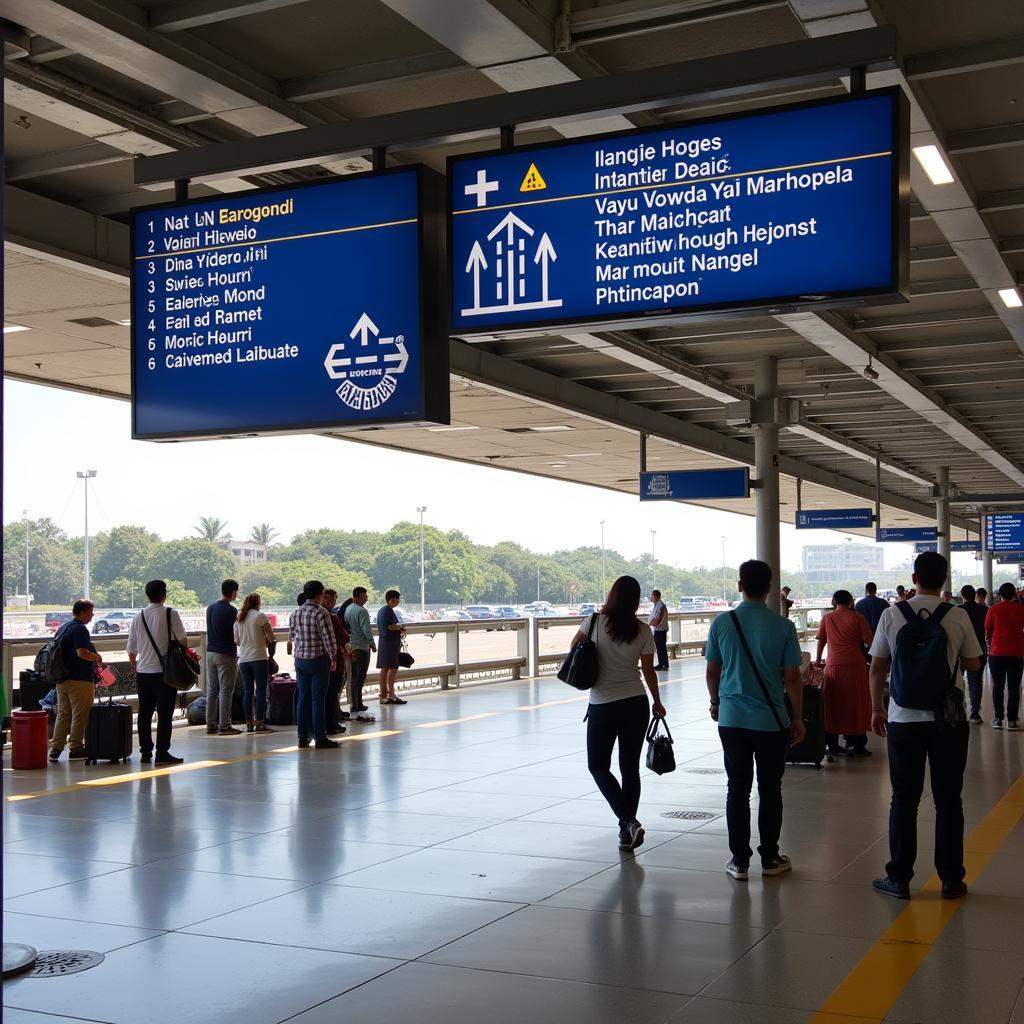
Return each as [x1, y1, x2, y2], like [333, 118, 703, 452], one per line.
[981, 515, 994, 603]
[754, 355, 781, 613]
[936, 466, 951, 593]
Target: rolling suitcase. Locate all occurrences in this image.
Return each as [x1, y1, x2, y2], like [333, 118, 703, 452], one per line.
[85, 697, 133, 765]
[787, 684, 827, 769]
[266, 673, 296, 726]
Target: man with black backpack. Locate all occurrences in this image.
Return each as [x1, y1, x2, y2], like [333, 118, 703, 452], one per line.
[868, 551, 981, 900]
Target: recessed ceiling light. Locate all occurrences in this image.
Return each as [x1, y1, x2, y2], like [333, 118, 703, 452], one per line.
[912, 144, 954, 185]
[564, 453, 599, 458]
[530, 425, 573, 432]
[115, 318, 131, 326]
[3, 324, 30, 334]
[427, 425, 479, 432]
[997, 288, 1023, 309]
[550, 462, 567, 467]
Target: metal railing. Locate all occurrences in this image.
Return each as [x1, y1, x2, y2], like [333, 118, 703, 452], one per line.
[3, 607, 827, 712]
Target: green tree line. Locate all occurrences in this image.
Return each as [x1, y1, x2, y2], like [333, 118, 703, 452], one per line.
[4, 516, 945, 610]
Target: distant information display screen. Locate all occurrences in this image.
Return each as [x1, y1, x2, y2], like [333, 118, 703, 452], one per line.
[986, 514, 1024, 553]
[132, 168, 446, 440]
[450, 89, 906, 335]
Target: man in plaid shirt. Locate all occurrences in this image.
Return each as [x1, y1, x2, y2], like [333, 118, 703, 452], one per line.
[288, 580, 338, 749]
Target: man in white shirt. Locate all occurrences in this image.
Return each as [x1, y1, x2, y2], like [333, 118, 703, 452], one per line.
[649, 589, 669, 671]
[128, 579, 188, 764]
[868, 551, 981, 901]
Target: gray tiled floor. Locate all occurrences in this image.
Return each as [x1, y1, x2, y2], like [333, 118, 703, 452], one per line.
[5, 659, 1024, 1024]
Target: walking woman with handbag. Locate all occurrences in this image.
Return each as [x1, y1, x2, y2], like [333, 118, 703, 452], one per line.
[568, 575, 666, 852]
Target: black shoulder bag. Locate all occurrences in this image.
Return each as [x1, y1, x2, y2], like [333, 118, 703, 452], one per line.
[558, 614, 600, 690]
[140, 608, 200, 691]
[645, 715, 676, 775]
[728, 611, 790, 730]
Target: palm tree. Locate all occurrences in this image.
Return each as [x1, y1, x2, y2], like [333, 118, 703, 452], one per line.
[194, 516, 229, 543]
[249, 522, 278, 546]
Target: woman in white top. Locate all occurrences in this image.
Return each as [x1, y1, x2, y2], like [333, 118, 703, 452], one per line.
[570, 575, 666, 852]
[233, 592, 276, 733]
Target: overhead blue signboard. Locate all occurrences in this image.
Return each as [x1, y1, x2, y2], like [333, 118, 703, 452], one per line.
[131, 167, 449, 440]
[986, 514, 1024, 553]
[795, 508, 874, 530]
[914, 540, 981, 554]
[449, 89, 908, 337]
[877, 527, 937, 543]
[996, 553, 1024, 565]
[640, 468, 749, 501]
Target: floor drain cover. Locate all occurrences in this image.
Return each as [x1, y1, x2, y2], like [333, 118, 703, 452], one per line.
[687, 768, 725, 775]
[661, 810, 717, 821]
[28, 951, 105, 978]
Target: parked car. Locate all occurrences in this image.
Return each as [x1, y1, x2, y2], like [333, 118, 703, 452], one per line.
[440, 609, 473, 621]
[92, 610, 133, 634]
[494, 606, 520, 619]
[578, 602, 600, 616]
[464, 605, 496, 620]
[524, 606, 559, 617]
[44, 610, 73, 632]
[522, 601, 554, 615]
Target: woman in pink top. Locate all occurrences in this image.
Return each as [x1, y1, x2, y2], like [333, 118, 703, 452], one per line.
[815, 590, 873, 758]
[984, 582, 1024, 729]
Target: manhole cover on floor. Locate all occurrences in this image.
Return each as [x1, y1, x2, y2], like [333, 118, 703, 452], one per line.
[29, 951, 105, 978]
[687, 768, 725, 775]
[660, 810, 718, 821]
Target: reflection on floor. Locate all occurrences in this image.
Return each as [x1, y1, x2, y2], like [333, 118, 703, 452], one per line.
[4, 660, 1024, 1024]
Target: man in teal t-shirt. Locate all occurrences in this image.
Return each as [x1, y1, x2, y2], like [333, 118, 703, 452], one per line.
[705, 559, 805, 882]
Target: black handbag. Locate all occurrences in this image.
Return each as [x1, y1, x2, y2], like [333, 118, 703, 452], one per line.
[141, 608, 200, 691]
[398, 642, 415, 669]
[558, 613, 599, 690]
[645, 715, 676, 775]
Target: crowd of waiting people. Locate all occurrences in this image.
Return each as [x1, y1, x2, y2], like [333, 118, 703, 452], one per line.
[41, 553, 1024, 902]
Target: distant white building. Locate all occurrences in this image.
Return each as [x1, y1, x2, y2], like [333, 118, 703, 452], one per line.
[802, 542, 884, 585]
[220, 538, 267, 564]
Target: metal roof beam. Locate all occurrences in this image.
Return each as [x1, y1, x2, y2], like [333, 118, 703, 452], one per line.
[5, 141, 130, 181]
[133, 26, 899, 184]
[449, 339, 949, 522]
[568, 0, 789, 43]
[946, 121, 1024, 155]
[282, 51, 466, 103]
[905, 34, 1024, 80]
[978, 188, 1024, 214]
[149, 0, 313, 33]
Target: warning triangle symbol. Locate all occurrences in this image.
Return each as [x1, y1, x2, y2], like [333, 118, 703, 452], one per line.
[520, 163, 547, 192]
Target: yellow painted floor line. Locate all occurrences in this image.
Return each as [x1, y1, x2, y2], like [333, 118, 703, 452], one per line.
[417, 713, 500, 728]
[810, 774, 1024, 1023]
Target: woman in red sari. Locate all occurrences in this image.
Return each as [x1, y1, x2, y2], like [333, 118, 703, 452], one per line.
[815, 590, 873, 758]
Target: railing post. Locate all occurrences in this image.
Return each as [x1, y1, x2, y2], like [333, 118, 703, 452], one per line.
[515, 621, 528, 679]
[4, 640, 15, 712]
[444, 622, 460, 689]
[528, 616, 540, 678]
[669, 613, 682, 658]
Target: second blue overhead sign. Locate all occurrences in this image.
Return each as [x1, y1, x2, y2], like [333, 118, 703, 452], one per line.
[449, 89, 908, 336]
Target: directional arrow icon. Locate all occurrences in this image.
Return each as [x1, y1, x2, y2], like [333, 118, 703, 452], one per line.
[349, 312, 379, 345]
[465, 240, 488, 312]
[487, 210, 534, 245]
[534, 232, 557, 303]
[382, 336, 409, 376]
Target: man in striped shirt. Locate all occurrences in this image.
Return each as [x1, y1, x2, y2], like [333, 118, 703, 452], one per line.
[288, 580, 338, 749]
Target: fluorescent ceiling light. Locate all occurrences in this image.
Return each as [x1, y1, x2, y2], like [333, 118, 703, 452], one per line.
[530, 425, 573, 432]
[912, 144, 954, 185]
[550, 462, 567, 467]
[997, 288, 1023, 309]
[3, 324, 30, 334]
[115, 318, 131, 326]
[564, 453, 599, 458]
[427, 425, 478, 432]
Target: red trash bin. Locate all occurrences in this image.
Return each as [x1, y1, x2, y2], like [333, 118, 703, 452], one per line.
[12, 710, 50, 770]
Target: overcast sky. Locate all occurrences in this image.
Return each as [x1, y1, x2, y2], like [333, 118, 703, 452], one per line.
[3, 378, 938, 574]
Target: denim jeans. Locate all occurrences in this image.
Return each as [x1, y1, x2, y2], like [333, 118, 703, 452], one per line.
[294, 655, 330, 742]
[989, 655, 1023, 722]
[718, 725, 789, 866]
[965, 654, 987, 717]
[239, 660, 269, 722]
[886, 720, 969, 884]
[205, 652, 239, 730]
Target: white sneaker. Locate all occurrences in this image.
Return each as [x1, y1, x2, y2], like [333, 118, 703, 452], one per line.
[761, 854, 792, 876]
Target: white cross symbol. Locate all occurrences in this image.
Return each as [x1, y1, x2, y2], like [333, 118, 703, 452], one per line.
[464, 169, 499, 208]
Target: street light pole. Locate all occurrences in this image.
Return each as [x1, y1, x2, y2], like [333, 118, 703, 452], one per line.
[600, 520, 606, 598]
[76, 470, 97, 599]
[721, 536, 727, 601]
[537, 564, 541, 602]
[416, 505, 427, 615]
[651, 530, 656, 592]
[23, 510, 30, 611]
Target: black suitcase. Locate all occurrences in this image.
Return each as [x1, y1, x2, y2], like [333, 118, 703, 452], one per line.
[787, 684, 827, 769]
[266, 674, 296, 726]
[18, 669, 51, 711]
[85, 699, 133, 765]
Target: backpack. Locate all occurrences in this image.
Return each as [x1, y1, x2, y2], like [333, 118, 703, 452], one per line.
[889, 602, 956, 711]
[34, 621, 74, 685]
